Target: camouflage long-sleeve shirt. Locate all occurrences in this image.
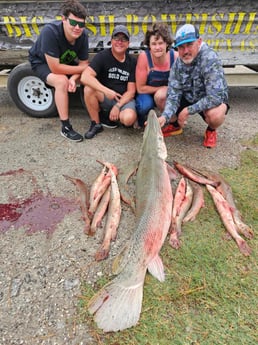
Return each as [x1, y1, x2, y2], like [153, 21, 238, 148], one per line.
[162, 42, 228, 121]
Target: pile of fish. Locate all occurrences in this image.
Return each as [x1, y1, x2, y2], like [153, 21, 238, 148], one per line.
[64, 110, 254, 332]
[169, 162, 253, 256]
[63, 160, 121, 261]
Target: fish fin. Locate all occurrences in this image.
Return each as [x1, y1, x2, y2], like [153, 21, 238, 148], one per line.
[94, 243, 110, 261]
[147, 255, 165, 282]
[166, 162, 178, 180]
[88, 274, 145, 332]
[236, 237, 252, 256]
[234, 220, 254, 239]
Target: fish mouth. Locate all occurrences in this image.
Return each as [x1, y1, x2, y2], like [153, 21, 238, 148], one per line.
[141, 110, 167, 160]
[144, 110, 162, 136]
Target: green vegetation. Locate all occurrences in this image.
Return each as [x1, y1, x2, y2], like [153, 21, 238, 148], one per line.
[79, 139, 257, 345]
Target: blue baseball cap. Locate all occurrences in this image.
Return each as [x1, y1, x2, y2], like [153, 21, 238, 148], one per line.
[174, 24, 199, 47]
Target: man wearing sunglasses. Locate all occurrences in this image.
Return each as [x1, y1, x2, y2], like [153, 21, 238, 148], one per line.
[81, 25, 137, 139]
[29, 0, 89, 142]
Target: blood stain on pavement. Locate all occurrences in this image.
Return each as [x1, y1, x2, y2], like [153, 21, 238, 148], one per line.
[0, 191, 78, 237]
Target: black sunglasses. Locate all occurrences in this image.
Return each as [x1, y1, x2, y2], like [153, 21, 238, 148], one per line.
[66, 17, 85, 28]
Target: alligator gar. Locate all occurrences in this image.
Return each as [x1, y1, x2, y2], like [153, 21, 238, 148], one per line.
[88, 109, 173, 332]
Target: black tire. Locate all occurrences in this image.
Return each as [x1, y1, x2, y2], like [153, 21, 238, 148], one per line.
[7, 62, 57, 118]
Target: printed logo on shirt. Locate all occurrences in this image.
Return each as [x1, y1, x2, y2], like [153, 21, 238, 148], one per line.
[108, 67, 129, 82]
[60, 49, 77, 64]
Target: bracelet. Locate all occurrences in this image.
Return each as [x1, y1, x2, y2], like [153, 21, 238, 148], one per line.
[115, 103, 121, 110]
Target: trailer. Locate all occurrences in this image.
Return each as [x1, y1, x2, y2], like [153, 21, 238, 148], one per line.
[1, 0, 258, 117]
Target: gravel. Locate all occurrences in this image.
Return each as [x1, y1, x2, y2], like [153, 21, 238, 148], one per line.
[0, 85, 257, 344]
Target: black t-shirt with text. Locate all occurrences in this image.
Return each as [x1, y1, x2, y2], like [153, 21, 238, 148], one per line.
[90, 48, 136, 95]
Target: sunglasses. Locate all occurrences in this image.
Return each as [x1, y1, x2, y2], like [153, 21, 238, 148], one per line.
[66, 17, 85, 28]
[112, 36, 129, 42]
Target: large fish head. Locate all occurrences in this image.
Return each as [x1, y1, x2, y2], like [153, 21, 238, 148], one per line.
[141, 110, 167, 161]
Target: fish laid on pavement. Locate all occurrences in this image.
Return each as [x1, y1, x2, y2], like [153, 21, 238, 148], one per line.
[174, 161, 220, 187]
[90, 186, 111, 236]
[169, 179, 193, 249]
[206, 185, 252, 256]
[88, 109, 173, 332]
[88, 161, 118, 218]
[89, 165, 108, 216]
[183, 180, 205, 223]
[95, 170, 121, 261]
[117, 161, 138, 213]
[88, 174, 111, 217]
[63, 175, 91, 234]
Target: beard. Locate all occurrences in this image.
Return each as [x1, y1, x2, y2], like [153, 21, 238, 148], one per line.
[181, 54, 194, 65]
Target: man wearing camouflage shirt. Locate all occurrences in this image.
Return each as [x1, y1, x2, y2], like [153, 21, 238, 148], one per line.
[158, 24, 229, 148]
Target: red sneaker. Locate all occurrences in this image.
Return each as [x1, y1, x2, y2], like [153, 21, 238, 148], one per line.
[203, 129, 217, 148]
[162, 123, 183, 137]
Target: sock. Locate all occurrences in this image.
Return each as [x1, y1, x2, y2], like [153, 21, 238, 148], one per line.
[207, 126, 215, 131]
[61, 120, 72, 131]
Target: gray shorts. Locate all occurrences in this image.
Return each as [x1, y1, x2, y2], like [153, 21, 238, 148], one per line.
[100, 95, 136, 113]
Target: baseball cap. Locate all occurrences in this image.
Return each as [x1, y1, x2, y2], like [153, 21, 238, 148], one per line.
[174, 24, 199, 47]
[112, 25, 130, 40]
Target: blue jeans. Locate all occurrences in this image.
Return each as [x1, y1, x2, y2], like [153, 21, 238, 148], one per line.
[135, 93, 155, 127]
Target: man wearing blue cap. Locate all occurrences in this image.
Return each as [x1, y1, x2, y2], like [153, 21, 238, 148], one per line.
[158, 24, 229, 148]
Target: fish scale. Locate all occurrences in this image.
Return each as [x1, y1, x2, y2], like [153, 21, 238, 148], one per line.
[88, 110, 173, 332]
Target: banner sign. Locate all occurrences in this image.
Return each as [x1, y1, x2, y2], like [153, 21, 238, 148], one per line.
[0, 0, 257, 66]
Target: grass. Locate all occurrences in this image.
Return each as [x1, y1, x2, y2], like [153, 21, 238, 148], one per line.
[79, 137, 258, 345]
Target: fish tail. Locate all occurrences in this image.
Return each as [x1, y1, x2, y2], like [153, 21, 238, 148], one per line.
[235, 237, 252, 256]
[233, 217, 254, 239]
[94, 242, 110, 261]
[88, 273, 145, 332]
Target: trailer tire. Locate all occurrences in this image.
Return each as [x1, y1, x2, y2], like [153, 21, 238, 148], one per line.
[7, 62, 57, 118]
